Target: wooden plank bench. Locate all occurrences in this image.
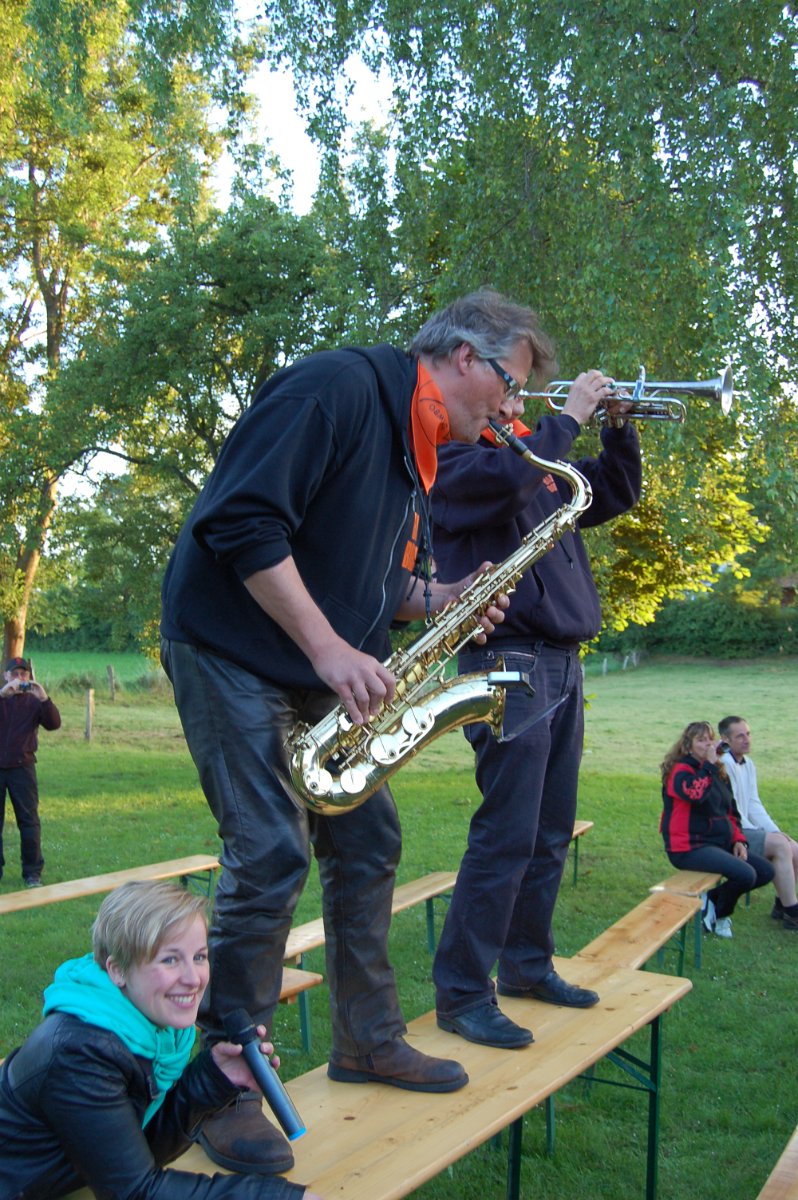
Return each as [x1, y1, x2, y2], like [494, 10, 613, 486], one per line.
[279, 966, 324, 1006]
[575, 890, 701, 975]
[0, 854, 221, 915]
[569, 818, 594, 885]
[650, 870, 722, 970]
[66, 955, 691, 1200]
[757, 1123, 798, 1198]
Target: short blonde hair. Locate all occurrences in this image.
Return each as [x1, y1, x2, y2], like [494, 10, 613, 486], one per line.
[92, 881, 208, 972]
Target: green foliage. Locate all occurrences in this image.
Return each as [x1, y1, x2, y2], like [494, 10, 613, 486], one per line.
[597, 593, 798, 659]
[260, 0, 798, 622]
[0, 0, 255, 655]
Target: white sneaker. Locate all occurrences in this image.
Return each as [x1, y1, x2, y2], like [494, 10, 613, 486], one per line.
[714, 916, 733, 938]
[701, 895, 716, 933]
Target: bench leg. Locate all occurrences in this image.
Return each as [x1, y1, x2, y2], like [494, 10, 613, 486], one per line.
[545, 1094, 555, 1154]
[645, 1015, 662, 1200]
[298, 992, 312, 1054]
[426, 898, 436, 953]
[425, 893, 454, 953]
[580, 1014, 664, 1200]
[506, 1116, 524, 1200]
[694, 908, 703, 970]
[179, 870, 216, 898]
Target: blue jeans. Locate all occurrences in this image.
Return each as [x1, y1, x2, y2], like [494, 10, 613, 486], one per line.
[433, 642, 584, 1017]
[161, 639, 406, 1056]
[667, 845, 774, 917]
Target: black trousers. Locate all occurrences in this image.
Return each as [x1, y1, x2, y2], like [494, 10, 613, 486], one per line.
[667, 845, 774, 916]
[161, 638, 406, 1056]
[0, 763, 44, 879]
[434, 642, 584, 1017]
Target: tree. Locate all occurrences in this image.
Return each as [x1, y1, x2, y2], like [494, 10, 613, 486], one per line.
[54, 181, 339, 495]
[0, 0, 249, 659]
[257, 0, 797, 622]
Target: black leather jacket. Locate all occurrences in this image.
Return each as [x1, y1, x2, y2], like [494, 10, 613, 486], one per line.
[0, 1013, 304, 1199]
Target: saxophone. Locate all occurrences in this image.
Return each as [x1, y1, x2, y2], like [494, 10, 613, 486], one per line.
[287, 421, 593, 814]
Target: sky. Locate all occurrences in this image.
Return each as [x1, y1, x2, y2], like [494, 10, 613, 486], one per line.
[216, 5, 393, 214]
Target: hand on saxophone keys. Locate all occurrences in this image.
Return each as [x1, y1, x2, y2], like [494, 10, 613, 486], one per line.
[436, 561, 510, 645]
[312, 636, 397, 726]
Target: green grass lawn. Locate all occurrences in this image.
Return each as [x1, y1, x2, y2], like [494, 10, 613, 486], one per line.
[1, 655, 796, 1198]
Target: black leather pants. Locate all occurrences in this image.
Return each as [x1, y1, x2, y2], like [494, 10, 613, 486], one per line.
[161, 639, 406, 1056]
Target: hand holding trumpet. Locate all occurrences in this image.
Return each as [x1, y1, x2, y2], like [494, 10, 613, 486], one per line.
[561, 370, 633, 427]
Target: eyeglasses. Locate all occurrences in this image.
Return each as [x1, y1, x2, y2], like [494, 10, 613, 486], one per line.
[486, 358, 525, 401]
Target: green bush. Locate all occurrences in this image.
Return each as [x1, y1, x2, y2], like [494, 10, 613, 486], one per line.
[596, 595, 798, 658]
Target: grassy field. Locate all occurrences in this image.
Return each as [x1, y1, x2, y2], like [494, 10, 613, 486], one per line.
[1, 654, 796, 1198]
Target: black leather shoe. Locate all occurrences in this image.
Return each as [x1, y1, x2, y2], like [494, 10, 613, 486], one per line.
[437, 1002, 533, 1049]
[328, 1035, 468, 1092]
[199, 1091, 294, 1175]
[498, 970, 599, 1009]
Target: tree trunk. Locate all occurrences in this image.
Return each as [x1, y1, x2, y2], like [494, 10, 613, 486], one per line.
[2, 474, 59, 662]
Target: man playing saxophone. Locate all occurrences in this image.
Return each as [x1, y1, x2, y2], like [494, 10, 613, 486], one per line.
[426, 343, 642, 1049]
[160, 290, 558, 1177]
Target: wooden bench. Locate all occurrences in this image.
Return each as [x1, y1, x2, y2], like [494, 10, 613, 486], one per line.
[569, 818, 594, 885]
[279, 966, 324, 1007]
[575, 890, 701, 975]
[757, 1123, 798, 1198]
[66, 956, 690, 1200]
[0, 854, 221, 915]
[650, 870, 722, 969]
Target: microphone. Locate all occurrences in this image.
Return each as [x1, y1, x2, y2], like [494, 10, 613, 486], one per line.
[222, 1009, 306, 1141]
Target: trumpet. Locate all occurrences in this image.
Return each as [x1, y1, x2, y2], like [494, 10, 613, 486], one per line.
[523, 365, 733, 425]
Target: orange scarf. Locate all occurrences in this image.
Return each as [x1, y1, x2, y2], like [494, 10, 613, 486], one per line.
[410, 363, 450, 493]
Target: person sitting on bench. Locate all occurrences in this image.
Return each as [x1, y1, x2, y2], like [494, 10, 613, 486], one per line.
[0, 881, 321, 1200]
[718, 715, 798, 932]
[659, 721, 773, 939]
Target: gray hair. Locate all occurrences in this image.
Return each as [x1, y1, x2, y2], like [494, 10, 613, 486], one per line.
[92, 880, 208, 972]
[409, 289, 558, 385]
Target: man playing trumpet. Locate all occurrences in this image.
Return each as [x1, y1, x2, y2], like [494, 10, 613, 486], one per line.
[426, 346, 642, 1048]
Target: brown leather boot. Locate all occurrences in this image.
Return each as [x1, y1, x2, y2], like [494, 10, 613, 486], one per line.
[327, 1035, 468, 1093]
[198, 1091, 294, 1175]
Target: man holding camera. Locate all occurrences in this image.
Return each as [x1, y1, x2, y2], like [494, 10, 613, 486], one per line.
[0, 656, 61, 887]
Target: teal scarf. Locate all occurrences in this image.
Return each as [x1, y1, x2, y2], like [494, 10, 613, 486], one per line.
[43, 953, 195, 1127]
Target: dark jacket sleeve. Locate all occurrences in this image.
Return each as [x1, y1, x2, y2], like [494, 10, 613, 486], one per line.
[13, 1034, 304, 1200]
[432, 413, 581, 533]
[573, 421, 642, 529]
[39, 698, 61, 731]
[433, 414, 641, 535]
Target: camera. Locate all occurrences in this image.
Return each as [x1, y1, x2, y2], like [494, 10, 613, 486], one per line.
[19, 681, 32, 691]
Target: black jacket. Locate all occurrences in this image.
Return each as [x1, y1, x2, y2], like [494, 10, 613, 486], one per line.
[0, 1013, 303, 1199]
[161, 345, 424, 688]
[0, 694, 61, 768]
[431, 413, 642, 647]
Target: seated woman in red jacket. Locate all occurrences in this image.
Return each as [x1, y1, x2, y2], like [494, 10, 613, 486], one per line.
[0, 880, 321, 1200]
[660, 721, 774, 939]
